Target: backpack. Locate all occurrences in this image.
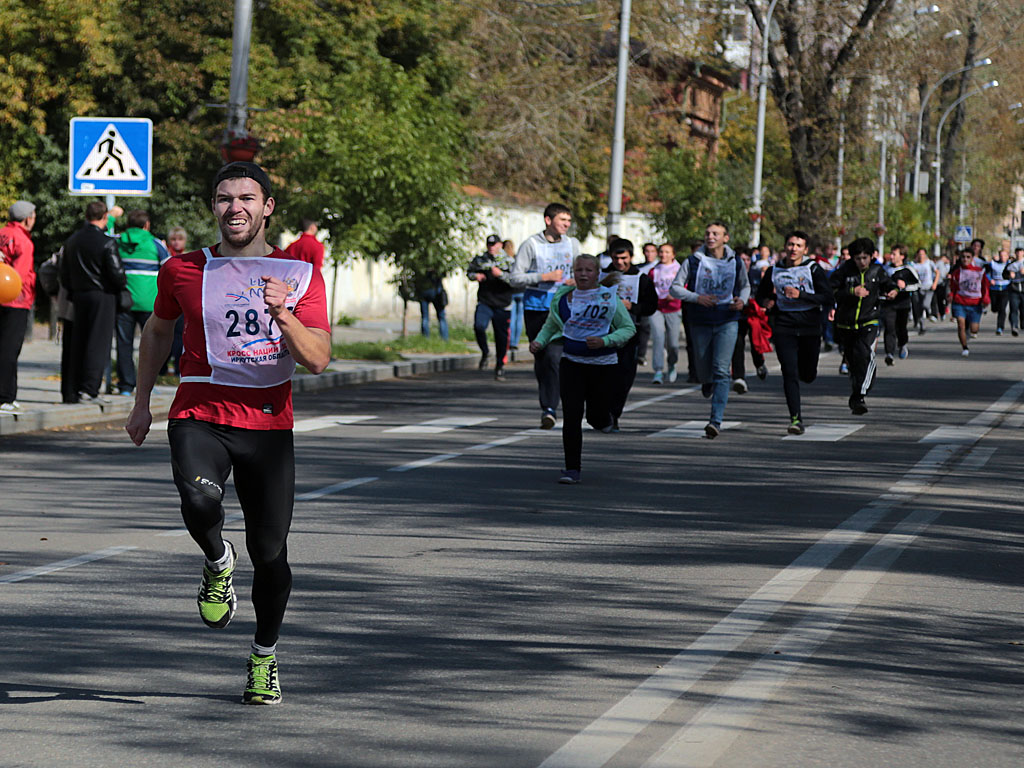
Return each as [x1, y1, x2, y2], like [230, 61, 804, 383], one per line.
[37, 250, 61, 297]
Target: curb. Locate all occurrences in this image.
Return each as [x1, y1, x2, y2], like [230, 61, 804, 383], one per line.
[0, 354, 479, 437]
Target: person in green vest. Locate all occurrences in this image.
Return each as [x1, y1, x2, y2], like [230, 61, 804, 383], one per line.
[116, 209, 170, 395]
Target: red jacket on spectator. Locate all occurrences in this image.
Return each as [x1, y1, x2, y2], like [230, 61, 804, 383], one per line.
[286, 232, 325, 272]
[0, 219, 35, 309]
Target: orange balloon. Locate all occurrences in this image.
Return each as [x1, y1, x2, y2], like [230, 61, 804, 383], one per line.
[0, 262, 22, 304]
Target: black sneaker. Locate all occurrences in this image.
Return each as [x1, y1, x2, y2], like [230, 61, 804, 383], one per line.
[756, 365, 768, 380]
[479, 354, 490, 370]
[494, 367, 506, 381]
[704, 422, 720, 439]
[701, 382, 713, 398]
[787, 415, 805, 435]
[851, 399, 868, 416]
[540, 410, 557, 429]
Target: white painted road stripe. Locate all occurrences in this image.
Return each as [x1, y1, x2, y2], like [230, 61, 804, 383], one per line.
[388, 453, 462, 472]
[782, 423, 864, 442]
[535, 507, 888, 768]
[643, 508, 941, 768]
[466, 435, 531, 451]
[293, 415, 378, 432]
[385, 416, 496, 434]
[622, 387, 698, 413]
[959, 445, 996, 471]
[650, 420, 741, 438]
[0, 546, 138, 584]
[535, 442, 970, 768]
[296, 476, 379, 501]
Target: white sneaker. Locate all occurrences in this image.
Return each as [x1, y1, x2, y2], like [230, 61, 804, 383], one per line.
[667, 366, 678, 383]
[0, 401, 19, 412]
[732, 378, 748, 394]
[962, 348, 970, 357]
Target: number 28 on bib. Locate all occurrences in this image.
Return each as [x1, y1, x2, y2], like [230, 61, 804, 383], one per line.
[200, 251, 313, 388]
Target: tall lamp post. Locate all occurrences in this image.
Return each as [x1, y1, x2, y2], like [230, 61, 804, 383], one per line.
[605, 0, 633, 238]
[913, 57, 992, 200]
[749, 0, 781, 249]
[932, 79, 998, 256]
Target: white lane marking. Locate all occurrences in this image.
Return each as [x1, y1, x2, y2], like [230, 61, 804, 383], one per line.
[0, 546, 138, 584]
[919, 425, 989, 444]
[782, 423, 864, 442]
[296, 476, 379, 501]
[388, 453, 462, 472]
[157, 511, 244, 538]
[466, 435, 531, 451]
[293, 415, 378, 433]
[650, 421, 741, 438]
[535, 443, 961, 768]
[959, 445, 996, 471]
[622, 387, 698, 413]
[920, 380, 1024, 443]
[151, 420, 168, 431]
[519, 424, 563, 434]
[1004, 411, 1024, 429]
[386, 416, 496, 434]
[536, 508, 887, 768]
[643, 508, 941, 768]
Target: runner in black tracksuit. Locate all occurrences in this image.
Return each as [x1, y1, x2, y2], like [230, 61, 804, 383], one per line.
[829, 237, 897, 415]
[880, 245, 920, 365]
[602, 239, 657, 431]
[755, 230, 833, 435]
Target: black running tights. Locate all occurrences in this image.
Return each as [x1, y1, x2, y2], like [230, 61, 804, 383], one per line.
[168, 418, 295, 648]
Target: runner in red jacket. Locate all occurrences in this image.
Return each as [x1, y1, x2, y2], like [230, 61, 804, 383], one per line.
[949, 248, 990, 357]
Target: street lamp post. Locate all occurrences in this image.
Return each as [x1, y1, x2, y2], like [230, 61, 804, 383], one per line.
[605, 0, 633, 238]
[749, 0, 780, 249]
[933, 79, 998, 256]
[913, 57, 992, 201]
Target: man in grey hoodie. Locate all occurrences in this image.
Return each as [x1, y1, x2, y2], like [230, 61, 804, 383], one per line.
[510, 202, 581, 429]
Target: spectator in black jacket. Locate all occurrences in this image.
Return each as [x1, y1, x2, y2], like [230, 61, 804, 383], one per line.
[603, 238, 657, 430]
[468, 234, 515, 380]
[829, 237, 897, 415]
[59, 200, 126, 402]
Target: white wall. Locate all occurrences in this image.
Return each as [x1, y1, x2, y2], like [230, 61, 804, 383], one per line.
[288, 200, 663, 324]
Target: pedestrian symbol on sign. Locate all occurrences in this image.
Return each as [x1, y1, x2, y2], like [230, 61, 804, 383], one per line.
[75, 124, 144, 181]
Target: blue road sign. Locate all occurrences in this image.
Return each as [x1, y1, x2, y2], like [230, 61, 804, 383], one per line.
[954, 224, 973, 243]
[69, 117, 153, 196]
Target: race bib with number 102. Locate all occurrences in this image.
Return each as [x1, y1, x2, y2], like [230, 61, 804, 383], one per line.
[199, 250, 313, 388]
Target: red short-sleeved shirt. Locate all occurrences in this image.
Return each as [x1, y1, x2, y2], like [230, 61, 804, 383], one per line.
[154, 245, 330, 429]
[285, 232, 325, 272]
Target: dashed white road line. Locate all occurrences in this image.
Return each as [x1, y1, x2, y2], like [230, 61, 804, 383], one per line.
[385, 416, 496, 434]
[296, 476, 379, 501]
[388, 453, 462, 472]
[782, 423, 864, 442]
[650, 420, 741, 438]
[293, 415, 378, 432]
[535, 440, 983, 768]
[643, 507, 942, 768]
[0, 546, 138, 584]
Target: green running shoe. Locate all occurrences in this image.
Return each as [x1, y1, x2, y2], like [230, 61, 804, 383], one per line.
[243, 653, 282, 705]
[197, 541, 237, 629]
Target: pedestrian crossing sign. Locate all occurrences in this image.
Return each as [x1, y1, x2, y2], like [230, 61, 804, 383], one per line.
[954, 224, 973, 243]
[68, 117, 152, 196]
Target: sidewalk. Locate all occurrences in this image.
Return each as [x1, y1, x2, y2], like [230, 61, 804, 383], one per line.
[0, 321, 479, 437]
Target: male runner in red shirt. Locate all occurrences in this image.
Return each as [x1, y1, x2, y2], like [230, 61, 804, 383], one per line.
[126, 162, 331, 705]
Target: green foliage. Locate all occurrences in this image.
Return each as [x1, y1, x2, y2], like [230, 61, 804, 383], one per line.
[332, 333, 474, 360]
[650, 145, 745, 247]
[883, 196, 934, 254]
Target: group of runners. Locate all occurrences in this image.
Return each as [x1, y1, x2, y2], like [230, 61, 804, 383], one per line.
[121, 159, 1012, 706]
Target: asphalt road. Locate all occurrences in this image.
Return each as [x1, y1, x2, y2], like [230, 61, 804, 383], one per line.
[2, 320, 1022, 768]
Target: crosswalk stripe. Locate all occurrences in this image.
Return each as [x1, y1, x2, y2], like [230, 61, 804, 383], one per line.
[650, 420, 741, 438]
[385, 416, 497, 434]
